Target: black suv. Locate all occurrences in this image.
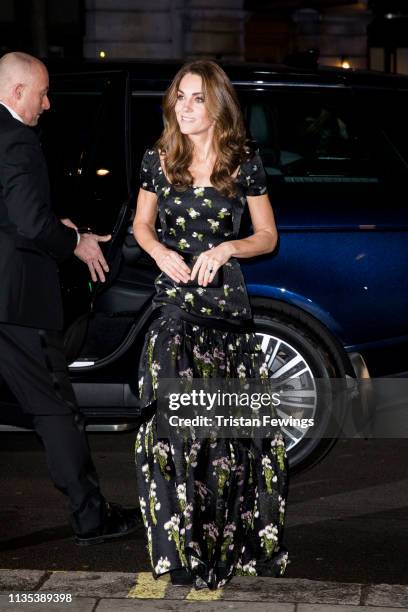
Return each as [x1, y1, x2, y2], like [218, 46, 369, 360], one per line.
[1, 60, 407, 473]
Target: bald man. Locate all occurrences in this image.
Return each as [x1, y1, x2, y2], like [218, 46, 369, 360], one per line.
[0, 52, 140, 544]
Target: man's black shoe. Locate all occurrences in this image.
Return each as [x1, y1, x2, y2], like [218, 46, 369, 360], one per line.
[75, 502, 141, 546]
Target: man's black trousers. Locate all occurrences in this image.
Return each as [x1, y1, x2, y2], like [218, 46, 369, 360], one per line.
[0, 322, 105, 535]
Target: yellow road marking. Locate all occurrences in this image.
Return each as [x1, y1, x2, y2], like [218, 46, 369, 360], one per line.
[127, 572, 170, 599]
[185, 586, 224, 600]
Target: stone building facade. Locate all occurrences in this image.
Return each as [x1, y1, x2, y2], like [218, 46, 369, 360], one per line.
[2, 1, 407, 75]
[245, 1, 371, 69]
[83, 0, 246, 61]
[83, 1, 371, 69]
[293, 2, 371, 69]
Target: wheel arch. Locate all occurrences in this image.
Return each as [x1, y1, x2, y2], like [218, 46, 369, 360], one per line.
[249, 296, 355, 378]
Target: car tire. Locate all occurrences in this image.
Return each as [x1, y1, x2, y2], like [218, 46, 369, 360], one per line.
[252, 300, 351, 474]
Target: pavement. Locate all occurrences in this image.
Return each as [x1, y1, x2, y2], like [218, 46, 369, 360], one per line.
[2, 436, 408, 611]
[1, 570, 408, 611]
[2, 436, 408, 584]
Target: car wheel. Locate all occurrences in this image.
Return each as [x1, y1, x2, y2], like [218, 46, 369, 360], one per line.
[253, 303, 350, 473]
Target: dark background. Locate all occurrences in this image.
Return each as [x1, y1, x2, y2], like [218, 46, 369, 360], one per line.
[1, 1, 408, 74]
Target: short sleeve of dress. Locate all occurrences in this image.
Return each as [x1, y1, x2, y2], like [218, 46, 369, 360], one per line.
[241, 150, 268, 197]
[139, 148, 158, 193]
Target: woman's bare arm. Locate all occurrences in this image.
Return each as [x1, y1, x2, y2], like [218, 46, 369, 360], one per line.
[190, 193, 278, 286]
[133, 188, 190, 284]
[225, 193, 278, 258]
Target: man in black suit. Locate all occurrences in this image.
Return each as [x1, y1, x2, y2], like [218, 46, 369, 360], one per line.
[0, 51, 139, 545]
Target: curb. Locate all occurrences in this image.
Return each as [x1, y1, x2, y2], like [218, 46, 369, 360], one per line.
[0, 570, 407, 611]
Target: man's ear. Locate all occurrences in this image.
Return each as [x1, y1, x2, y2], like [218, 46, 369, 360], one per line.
[14, 83, 24, 100]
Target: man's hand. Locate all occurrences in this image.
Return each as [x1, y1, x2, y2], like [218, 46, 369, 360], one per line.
[74, 233, 111, 282]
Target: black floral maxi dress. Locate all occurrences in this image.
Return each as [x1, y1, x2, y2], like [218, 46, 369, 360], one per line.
[135, 148, 289, 589]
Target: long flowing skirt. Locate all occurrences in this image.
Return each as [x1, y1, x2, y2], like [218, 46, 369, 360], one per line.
[135, 314, 289, 589]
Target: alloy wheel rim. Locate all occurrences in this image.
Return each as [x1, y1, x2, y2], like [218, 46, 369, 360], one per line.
[256, 332, 317, 452]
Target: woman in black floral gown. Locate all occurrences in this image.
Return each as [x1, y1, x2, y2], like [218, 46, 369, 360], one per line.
[133, 60, 288, 590]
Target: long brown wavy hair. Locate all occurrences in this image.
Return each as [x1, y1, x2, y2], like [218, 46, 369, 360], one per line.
[156, 60, 248, 197]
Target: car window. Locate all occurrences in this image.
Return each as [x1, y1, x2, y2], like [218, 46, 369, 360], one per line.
[40, 84, 101, 217]
[238, 87, 408, 225]
[354, 89, 408, 169]
[41, 74, 129, 234]
[131, 93, 164, 183]
[242, 89, 406, 185]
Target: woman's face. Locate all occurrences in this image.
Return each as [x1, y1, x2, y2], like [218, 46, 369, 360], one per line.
[174, 72, 214, 136]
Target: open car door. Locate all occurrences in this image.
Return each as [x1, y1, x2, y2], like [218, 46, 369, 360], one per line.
[0, 69, 132, 428]
[41, 70, 133, 364]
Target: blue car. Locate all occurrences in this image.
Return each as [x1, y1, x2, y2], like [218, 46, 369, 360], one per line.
[1, 60, 407, 472]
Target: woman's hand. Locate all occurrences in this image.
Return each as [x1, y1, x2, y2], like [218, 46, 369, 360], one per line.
[151, 244, 191, 284]
[190, 242, 233, 287]
[134, 190, 191, 284]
